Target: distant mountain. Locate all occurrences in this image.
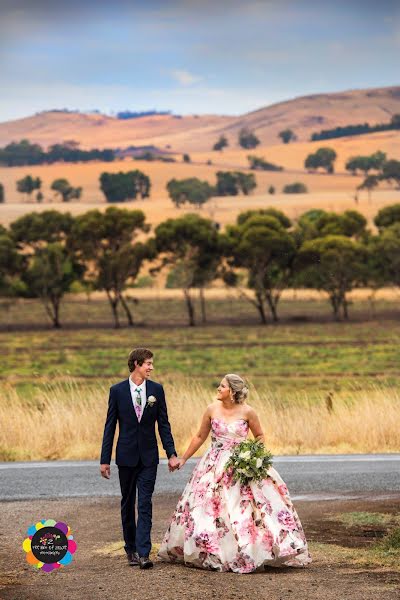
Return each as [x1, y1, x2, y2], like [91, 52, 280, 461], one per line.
[0, 86, 399, 152]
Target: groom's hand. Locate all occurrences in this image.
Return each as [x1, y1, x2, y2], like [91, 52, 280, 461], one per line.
[168, 455, 180, 472]
[100, 464, 111, 479]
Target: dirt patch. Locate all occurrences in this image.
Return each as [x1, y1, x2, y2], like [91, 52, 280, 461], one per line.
[0, 496, 399, 600]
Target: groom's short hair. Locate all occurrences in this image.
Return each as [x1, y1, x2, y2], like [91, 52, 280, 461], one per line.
[128, 347, 154, 371]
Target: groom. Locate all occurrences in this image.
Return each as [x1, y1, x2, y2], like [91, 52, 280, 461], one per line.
[100, 347, 179, 569]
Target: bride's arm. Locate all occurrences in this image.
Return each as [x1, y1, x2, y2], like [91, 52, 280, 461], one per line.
[247, 407, 265, 444]
[178, 407, 212, 468]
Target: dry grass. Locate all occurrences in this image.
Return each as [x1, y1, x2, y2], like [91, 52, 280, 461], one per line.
[193, 129, 400, 172]
[1, 124, 399, 228]
[1, 86, 399, 151]
[1, 379, 399, 461]
[76, 286, 400, 302]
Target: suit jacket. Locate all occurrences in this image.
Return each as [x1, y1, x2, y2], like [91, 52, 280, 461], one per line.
[100, 378, 176, 467]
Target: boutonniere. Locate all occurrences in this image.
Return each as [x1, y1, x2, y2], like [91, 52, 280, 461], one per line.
[147, 395, 157, 407]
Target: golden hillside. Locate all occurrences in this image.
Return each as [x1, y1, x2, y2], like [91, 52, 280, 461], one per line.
[1, 140, 398, 228]
[1, 86, 399, 152]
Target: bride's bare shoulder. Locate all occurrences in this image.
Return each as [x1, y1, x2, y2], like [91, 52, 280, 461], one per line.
[243, 404, 258, 419]
[205, 402, 218, 417]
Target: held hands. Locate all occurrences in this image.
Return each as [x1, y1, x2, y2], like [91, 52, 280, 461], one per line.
[168, 455, 180, 472]
[168, 455, 186, 472]
[100, 464, 111, 479]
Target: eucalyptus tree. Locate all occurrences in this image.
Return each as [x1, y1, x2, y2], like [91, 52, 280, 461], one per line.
[9, 210, 79, 327]
[70, 207, 151, 327]
[223, 213, 296, 323]
[296, 235, 367, 320]
[154, 213, 221, 326]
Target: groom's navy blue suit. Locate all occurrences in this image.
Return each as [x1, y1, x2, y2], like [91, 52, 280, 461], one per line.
[100, 378, 176, 557]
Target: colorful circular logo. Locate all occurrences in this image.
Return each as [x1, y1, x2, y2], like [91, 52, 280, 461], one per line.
[22, 520, 77, 572]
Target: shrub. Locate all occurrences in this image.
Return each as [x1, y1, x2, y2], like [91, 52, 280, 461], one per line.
[283, 182, 308, 194]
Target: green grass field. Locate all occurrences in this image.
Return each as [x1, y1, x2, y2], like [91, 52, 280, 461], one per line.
[1, 295, 399, 459]
[1, 296, 400, 396]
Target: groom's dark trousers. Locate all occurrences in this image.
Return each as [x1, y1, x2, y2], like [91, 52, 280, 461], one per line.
[100, 378, 176, 557]
[118, 462, 158, 556]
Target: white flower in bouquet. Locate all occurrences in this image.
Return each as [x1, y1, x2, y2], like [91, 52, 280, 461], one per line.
[239, 451, 251, 460]
[224, 439, 273, 486]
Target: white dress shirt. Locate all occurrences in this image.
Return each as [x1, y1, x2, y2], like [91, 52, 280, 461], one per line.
[129, 377, 147, 417]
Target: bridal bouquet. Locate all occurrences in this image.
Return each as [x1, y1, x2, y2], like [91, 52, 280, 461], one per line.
[224, 439, 273, 485]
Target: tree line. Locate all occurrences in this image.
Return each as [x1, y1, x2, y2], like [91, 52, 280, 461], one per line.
[1, 204, 400, 328]
[0, 140, 115, 167]
[310, 114, 400, 142]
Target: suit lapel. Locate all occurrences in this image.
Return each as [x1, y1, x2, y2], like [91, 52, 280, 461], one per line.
[140, 380, 154, 422]
[124, 378, 138, 422]
[145, 379, 153, 400]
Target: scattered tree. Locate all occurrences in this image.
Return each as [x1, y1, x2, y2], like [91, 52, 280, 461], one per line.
[357, 174, 379, 202]
[345, 152, 387, 175]
[380, 159, 400, 188]
[247, 155, 283, 171]
[213, 135, 228, 151]
[278, 129, 296, 144]
[216, 171, 256, 196]
[167, 178, 215, 208]
[99, 170, 151, 203]
[16, 175, 41, 201]
[305, 147, 337, 173]
[51, 178, 82, 202]
[238, 128, 260, 149]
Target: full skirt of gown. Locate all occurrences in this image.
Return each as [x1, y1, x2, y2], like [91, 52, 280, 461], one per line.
[158, 418, 312, 574]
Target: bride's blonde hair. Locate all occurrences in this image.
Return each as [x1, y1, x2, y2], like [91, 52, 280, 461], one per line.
[224, 374, 249, 404]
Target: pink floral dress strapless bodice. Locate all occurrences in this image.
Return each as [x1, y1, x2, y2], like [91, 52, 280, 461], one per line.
[158, 418, 312, 573]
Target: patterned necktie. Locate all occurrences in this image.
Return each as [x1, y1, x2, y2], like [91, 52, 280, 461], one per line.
[134, 387, 142, 421]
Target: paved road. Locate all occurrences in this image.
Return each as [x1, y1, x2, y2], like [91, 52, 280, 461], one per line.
[1, 454, 400, 502]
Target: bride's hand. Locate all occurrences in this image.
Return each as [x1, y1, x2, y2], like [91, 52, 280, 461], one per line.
[177, 458, 186, 470]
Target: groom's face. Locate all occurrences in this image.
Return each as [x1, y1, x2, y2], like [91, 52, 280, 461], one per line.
[135, 358, 154, 379]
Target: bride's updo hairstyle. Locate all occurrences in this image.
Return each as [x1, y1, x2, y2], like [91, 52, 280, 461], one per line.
[225, 374, 249, 404]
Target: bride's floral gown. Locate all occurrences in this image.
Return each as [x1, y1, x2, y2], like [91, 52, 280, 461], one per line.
[158, 418, 312, 573]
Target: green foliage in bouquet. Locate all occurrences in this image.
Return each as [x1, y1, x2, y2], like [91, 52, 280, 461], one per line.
[224, 439, 273, 485]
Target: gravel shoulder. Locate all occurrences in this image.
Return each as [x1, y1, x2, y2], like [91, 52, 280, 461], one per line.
[0, 495, 399, 600]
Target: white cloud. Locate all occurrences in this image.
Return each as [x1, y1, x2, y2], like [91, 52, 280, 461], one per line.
[170, 69, 203, 86]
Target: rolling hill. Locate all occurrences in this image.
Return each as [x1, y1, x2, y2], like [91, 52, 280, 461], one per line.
[0, 85, 399, 152]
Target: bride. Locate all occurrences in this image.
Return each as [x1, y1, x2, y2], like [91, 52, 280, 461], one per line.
[158, 374, 312, 573]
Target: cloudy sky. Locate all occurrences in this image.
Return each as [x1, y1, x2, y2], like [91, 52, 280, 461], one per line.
[0, 0, 399, 121]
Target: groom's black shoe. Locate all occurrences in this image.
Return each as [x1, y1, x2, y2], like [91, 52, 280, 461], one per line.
[127, 552, 140, 566]
[139, 556, 153, 569]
